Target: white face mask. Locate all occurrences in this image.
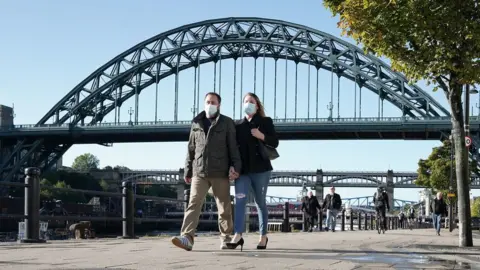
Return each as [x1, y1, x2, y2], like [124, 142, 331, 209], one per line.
[243, 102, 257, 115]
[205, 104, 218, 118]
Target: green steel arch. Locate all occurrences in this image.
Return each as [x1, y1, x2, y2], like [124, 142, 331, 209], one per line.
[1, 17, 450, 182]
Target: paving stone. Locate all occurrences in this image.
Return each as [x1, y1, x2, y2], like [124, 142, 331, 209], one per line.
[0, 230, 478, 269]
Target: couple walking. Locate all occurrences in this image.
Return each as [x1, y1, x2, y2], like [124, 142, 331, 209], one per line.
[171, 91, 279, 251]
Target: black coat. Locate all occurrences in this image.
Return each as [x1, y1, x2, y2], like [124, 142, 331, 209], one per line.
[322, 193, 342, 211]
[235, 114, 279, 174]
[302, 196, 321, 216]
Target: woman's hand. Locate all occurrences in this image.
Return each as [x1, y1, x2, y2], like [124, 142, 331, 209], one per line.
[251, 128, 265, 141]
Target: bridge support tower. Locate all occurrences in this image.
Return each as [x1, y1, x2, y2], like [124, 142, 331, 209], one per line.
[386, 170, 394, 210]
[0, 105, 14, 192]
[315, 170, 324, 201]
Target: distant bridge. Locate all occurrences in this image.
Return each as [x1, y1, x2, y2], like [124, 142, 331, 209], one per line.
[113, 168, 480, 189]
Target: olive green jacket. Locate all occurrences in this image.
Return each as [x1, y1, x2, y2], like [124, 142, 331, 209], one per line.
[184, 111, 241, 179]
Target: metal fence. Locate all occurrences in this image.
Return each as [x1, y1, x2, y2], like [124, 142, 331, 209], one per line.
[0, 167, 194, 242]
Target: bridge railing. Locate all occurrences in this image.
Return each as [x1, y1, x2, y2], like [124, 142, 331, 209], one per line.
[7, 115, 480, 131]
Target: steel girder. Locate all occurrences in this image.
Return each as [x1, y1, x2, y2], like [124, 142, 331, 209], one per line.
[1, 17, 451, 182]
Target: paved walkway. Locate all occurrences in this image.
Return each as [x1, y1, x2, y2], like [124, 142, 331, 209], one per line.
[1, 229, 480, 269]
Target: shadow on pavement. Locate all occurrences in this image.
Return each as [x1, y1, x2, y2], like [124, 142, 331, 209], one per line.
[205, 247, 480, 269]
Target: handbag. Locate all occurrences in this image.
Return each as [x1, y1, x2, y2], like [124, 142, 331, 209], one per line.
[258, 141, 280, 161]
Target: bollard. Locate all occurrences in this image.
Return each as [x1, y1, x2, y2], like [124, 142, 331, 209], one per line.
[282, 202, 290, 232]
[184, 189, 190, 211]
[341, 209, 346, 231]
[20, 167, 45, 243]
[302, 212, 306, 232]
[350, 211, 354, 231]
[358, 212, 362, 230]
[364, 214, 368, 230]
[370, 215, 374, 230]
[122, 181, 135, 239]
[317, 212, 323, 231]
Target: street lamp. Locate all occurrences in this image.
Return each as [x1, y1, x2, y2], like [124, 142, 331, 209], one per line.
[128, 107, 134, 125]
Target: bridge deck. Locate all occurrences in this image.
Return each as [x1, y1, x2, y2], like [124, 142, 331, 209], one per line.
[0, 230, 479, 269]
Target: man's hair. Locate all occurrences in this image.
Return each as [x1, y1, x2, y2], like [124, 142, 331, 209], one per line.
[204, 92, 221, 103]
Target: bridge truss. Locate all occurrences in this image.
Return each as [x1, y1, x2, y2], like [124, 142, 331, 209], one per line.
[2, 17, 480, 183]
[342, 196, 417, 210]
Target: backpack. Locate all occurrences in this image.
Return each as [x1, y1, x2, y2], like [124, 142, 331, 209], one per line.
[375, 192, 385, 206]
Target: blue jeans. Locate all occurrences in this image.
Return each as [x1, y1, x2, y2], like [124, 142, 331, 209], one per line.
[234, 171, 271, 235]
[432, 213, 442, 233]
[326, 209, 338, 231]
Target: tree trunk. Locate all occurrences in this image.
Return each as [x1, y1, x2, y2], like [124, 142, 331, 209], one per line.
[447, 81, 473, 247]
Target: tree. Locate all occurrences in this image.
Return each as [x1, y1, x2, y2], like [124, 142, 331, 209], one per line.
[472, 197, 480, 218]
[71, 153, 100, 171]
[99, 179, 109, 191]
[417, 140, 479, 201]
[323, 0, 480, 247]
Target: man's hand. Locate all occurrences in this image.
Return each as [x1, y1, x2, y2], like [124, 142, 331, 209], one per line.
[229, 166, 239, 180]
[184, 177, 192, 184]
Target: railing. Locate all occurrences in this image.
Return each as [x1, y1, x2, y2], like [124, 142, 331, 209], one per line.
[0, 167, 193, 242]
[257, 201, 418, 233]
[5, 115, 480, 131]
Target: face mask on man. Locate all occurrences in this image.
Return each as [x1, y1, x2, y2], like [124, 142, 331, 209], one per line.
[205, 104, 218, 118]
[243, 102, 257, 115]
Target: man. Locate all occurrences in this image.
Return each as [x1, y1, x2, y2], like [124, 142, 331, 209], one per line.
[171, 92, 242, 251]
[430, 192, 447, 236]
[408, 206, 416, 229]
[373, 186, 390, 231]
[301, 191, 321, 232]
[398, 211, 405, 228]
[322, 186, 342, 232]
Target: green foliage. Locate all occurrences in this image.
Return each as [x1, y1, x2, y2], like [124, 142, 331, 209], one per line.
[472, 197, 480, 217]
[323, 0, 480, 86]
[72, 153, 100, 171]
[417, 140, 478, 206]
[99, 179, 109, 191]
[322, 0, 480, 245]
[416, 140, 479, 193]
[39, 170, 103, 203]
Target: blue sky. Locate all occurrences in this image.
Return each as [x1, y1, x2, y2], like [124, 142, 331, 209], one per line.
[1, 0, 478, 202]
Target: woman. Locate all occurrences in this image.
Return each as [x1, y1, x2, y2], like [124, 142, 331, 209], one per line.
[226, 92, 279, 251]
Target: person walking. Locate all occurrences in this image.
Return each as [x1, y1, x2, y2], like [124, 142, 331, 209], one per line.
[373, 186, 390, 232]
[226, 92, 279, 251]
[171, 92, 242, 251]
[430, 192, 447, 236]
[302, 191, 322, 232]
[322, 186, 342, 232]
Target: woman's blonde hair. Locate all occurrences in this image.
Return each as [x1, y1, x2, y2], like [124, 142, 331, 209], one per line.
[243, 92, 266, 117]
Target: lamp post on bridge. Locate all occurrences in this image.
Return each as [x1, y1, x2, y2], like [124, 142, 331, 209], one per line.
[128, 107, 134, 126]
[191, 106, 197, 118]
[327, 102, 333, 121]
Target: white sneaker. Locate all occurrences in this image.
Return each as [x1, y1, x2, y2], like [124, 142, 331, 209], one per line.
[220, 237, 231, 250]
[171, 235, 193, 251]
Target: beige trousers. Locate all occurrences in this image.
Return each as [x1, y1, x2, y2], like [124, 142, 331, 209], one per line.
[180, 176, 233, 241]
